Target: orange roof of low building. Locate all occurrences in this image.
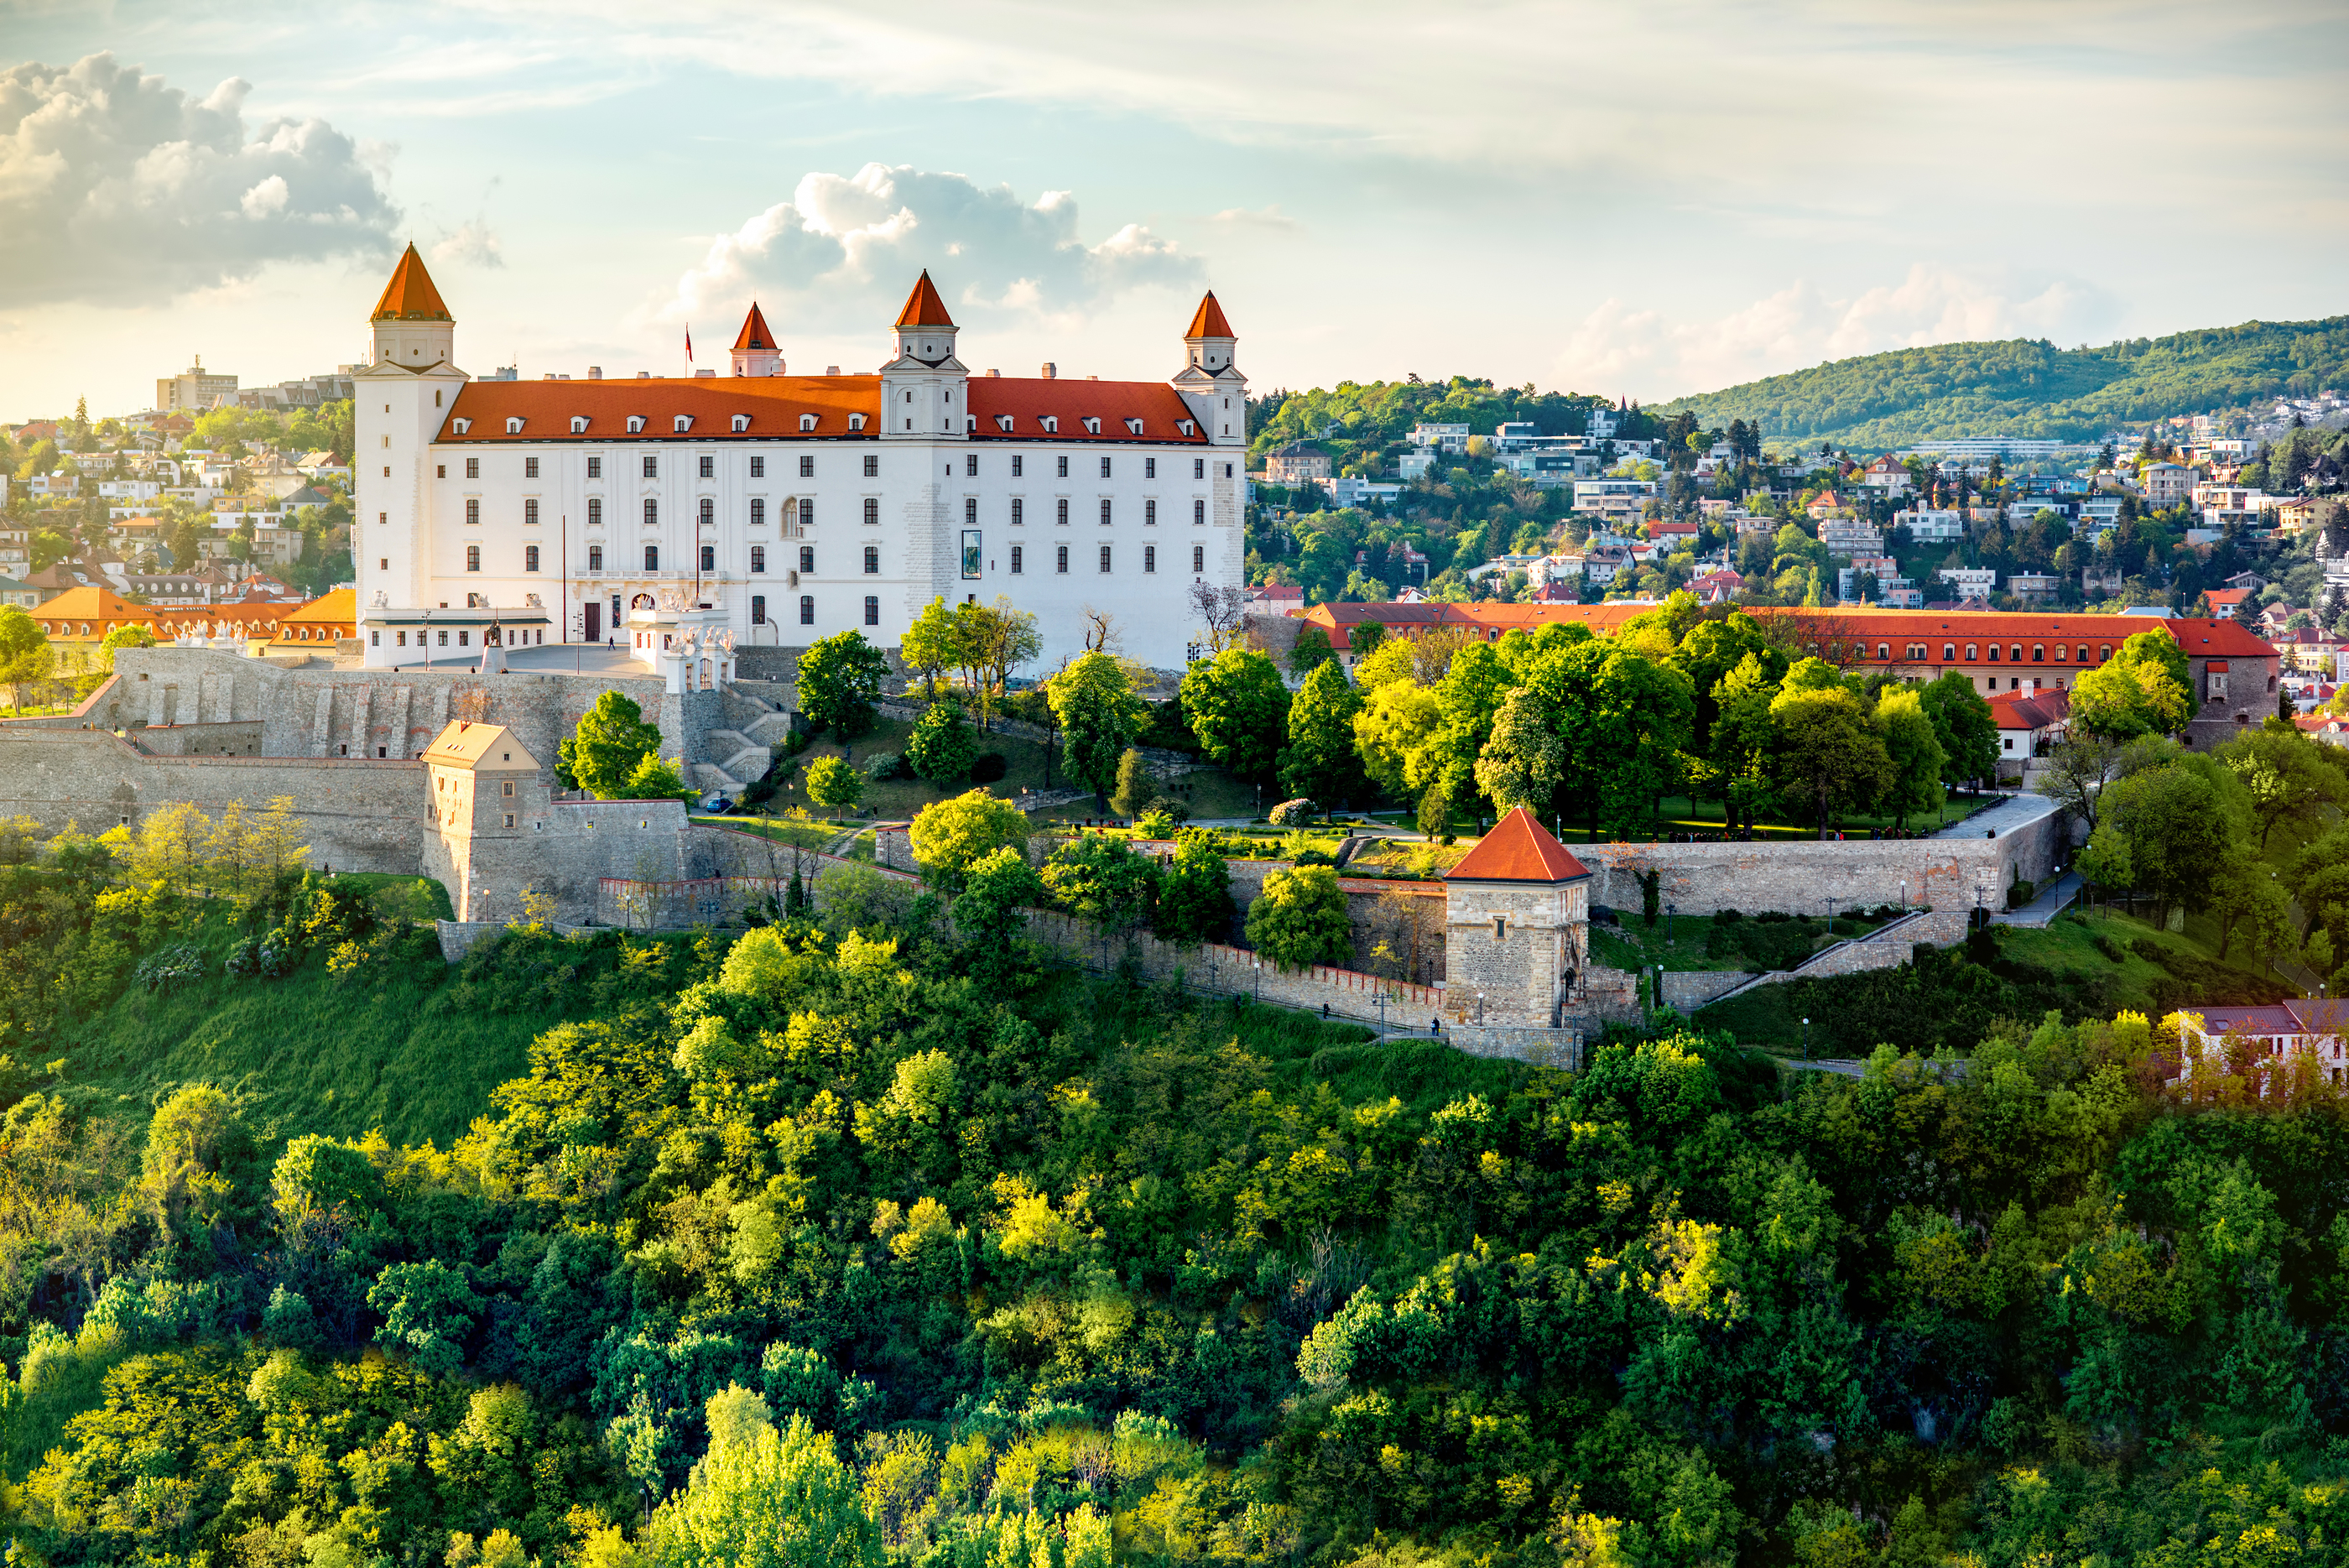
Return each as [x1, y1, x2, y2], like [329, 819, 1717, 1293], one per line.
[1989, 685, 2071, 731]
[894, 270, 956, 329]
[732, 303, 777, 352]
[1445, 807, 1592, 883]
[371, 243, 452, 322]
[279, 588, 356, 628]
[1186, 291, 1236, 338]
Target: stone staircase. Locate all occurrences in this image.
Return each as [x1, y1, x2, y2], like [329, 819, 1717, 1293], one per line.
[691, 683, 794, 794]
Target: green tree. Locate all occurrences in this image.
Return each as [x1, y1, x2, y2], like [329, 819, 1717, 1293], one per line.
[1110, 748, 1153, 820]
[1706, 653, 1782, 833]
[0, 605, 56, 711]
[367, 1261, 482, 1377]
[2216, 723, 2342, 851]
[951, 846, 1044, 975]
[1046, 652, 1148, 809]
[559, 690, 664, 797]
[2073, 630, 2193, 739]
[2086, 756, 2242, 926]
[1289, 623, 1336, 679]
[804, 755, 864, 812]
[643, 1415, 883, 1568]
[1180, 648, 1290, 782]
[1768, 686, 1893, 836]
[1279, 660, 1368, 807]
[622, 752, 696, 804]
[963, 596, 1040, 731]
[1042, 833, 1159, 954]
[899, 596, 964, 701]
[1352, 679, 1442, 800]
[96, 622, 156, 674]
[1918, 670, 1999, 787]
[907, 789, 1029, 890]
[1872, 688, 1948, 830]
[1426, 641, 1515, 826]
[794, 631, 888, 740]
[1346, 621, 1385, 659]
[1244, 864, 1352, 970]
[906, 695, 978, 783]
[1583, 645, 1694, 836]
[1154, 830, 1236, 944]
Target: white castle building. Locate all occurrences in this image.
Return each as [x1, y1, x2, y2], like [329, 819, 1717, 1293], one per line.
[353, 247, 1249, 671]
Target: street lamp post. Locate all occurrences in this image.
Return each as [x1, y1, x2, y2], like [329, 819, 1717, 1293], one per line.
[1802, 1016, 1811, 1062]
[1476, 991, 1485, 1026]
[1665, 900, 1676, 946]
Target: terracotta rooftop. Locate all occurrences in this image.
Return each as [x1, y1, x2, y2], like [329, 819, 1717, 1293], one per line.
[371, 243, 452, 322]
[732, 303, 777, 352]
[1186, 291, 1236, 339]
[1445, 807, 1592, 883]
[894, 270, 956, 329]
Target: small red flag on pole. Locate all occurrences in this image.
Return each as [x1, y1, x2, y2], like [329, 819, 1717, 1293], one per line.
[685, 326, 693, 369]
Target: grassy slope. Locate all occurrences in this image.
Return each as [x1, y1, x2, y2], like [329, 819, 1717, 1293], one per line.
[1652, 315, 2349, 450]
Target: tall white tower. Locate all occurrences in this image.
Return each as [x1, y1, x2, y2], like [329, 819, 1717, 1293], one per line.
[731, 303, 784, 377]
[878, 271, 968, 440]
[353, 243, 467, 629]
[1170, 291, 1246, 447]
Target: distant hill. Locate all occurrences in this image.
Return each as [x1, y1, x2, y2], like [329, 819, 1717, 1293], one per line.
[1654, 316, 2349, 452]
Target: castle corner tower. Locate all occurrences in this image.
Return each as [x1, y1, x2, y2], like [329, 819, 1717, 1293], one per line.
[355, 244, 469, 642]
[731, 303, 784, 377]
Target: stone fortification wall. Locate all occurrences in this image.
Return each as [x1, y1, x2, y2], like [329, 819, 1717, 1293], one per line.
[1691, 906, 1976, 1011]
[1576, 815, 2065, 919]
[433, 797, 691, 925]
[1660, 971, 1754, 1011]
[0, 727, 426, 872]
[130, 721, 264, 757]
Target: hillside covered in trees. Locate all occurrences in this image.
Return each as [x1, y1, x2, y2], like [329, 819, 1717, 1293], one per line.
[1651, 316, 2349, 451]
[0, 806, 2344, 1567]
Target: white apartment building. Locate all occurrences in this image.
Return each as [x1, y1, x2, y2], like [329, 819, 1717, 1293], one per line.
[1409, 423, 1471, 455]
[156, 357, 238, 413]
[1571, 479, 1655, 526]
[1892, 508, 1965, 542]
[1937, 567, 1998, 597]
[2141, 461, 2193, 505]
[352, 247, 1248, 670]
[1817, 518, 1885, 556]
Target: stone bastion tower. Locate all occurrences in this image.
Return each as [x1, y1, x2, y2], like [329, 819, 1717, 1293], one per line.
[1441, 807, 1600, 1028]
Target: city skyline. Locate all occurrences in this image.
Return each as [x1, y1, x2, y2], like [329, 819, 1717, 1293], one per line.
[3, 0, 2344, 420]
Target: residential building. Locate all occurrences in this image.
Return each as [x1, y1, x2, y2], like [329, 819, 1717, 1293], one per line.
[1398, 451, 1436, 482]
[0, 576, 39, 609]
[2008, 571, 2058, 602]
[352, 248, 1247, 669]
[1893, 508, 1965, 542]
[1266, 442, 1331, 485]
[2175, 1001, 2349, 1087]
[2141, 461, 2193, 505]
[1571, 480, 1655, 526]
[1329, 476, 1403, 507]
[1990, 685, 2070, 776]
[155, 357, 238, 413]
[23, 474, 79, 498]
[1936, 567, 1998, 597]
[1862, 456, 1913, 495]
[1409, 423, 1471, 455]
[1817, 518, 1885, 556]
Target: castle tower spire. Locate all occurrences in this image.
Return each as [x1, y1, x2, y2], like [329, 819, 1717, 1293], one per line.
[880, 271, 966, 440]
[368, 242, 456, 369]
[1171, 289, 1246, 446]
[731, 302, 783, 377]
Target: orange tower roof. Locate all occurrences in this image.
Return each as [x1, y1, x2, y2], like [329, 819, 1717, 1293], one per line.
[371, 242, 452, 322]
[1445, 807, 1592, 883]
[732, 302, 777, 352]
[1185, 290, 1235, 338]
[893, 270, 956, 329]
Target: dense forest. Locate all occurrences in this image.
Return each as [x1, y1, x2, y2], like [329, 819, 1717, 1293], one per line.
[0, 813, 2343, 1566]
[1654, 318, 2349, 450]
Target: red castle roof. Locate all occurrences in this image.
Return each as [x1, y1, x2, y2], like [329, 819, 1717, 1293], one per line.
[1186, 291, 1236, 339]
[1445, 806, 1592, 883]
[732, 303, 777, 352]
[372, 243, 452, 322]
[894, 271, 956, 329]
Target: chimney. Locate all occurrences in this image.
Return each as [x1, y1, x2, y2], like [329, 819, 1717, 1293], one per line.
[1086, 375, 1098, 381]
[587, 367, 602, 379]
[986, 368, 999, 378]
[1041, 362, 1056, 379]
[695, 368, 716, 379]
[826, 365, 841, 376]
[637, 371, 652, 379]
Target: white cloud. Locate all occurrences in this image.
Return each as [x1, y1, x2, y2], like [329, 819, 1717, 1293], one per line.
[1211, 205, 1300, 232]
[0, 53, 399, 308]
[1554, 265, 2122, 400]
[432, 219, 505, 269]
[662, 163, 1201, 334]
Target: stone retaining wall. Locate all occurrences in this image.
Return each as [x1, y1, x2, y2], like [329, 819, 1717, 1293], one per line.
[1660, 970, 1755, 1011]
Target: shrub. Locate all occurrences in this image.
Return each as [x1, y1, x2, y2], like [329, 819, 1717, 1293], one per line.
[134, 944, 206, 993]
[1715, 908, 1743, 925]
[1244, 864, 1353, 971]
[908, 699, 978, 783]
[805, 754, 865, 811]
[863, 752, 910, 782]
[970, 752, 1008, 784]
[1268, 798, 1315, 826]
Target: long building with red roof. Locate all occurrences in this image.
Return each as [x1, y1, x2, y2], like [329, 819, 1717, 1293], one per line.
[1294, 600, 2278, 748]
[352, 249, 1249, 670]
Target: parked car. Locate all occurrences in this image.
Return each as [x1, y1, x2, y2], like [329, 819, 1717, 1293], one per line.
[697, 791, 736, 814]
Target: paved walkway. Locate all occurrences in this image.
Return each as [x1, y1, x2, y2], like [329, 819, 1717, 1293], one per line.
[1934, 790, 2061, 840]
[378, 644, 647, 679]
[1996, 871, 2083, 927]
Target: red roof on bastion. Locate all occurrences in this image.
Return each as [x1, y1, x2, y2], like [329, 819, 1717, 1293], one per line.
[1445, 807, 1592, 883]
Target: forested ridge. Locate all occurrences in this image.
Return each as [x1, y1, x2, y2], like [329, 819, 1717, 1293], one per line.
[0, 826, 2345, 1566]
[1654, 318, 2349, 450]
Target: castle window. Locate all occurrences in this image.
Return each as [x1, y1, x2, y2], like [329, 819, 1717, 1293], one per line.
[1100, 455, 1112, 477]
[699, 455, 714, 479]
[1057, 499, 1070, 527]
[799, 414, 817, 433]
[699, 497, 714, 529]
[524, 498, 539, 526]
[1195, 498, 1207, 525]
[1494, 916, 1507, 940]
[525, 456, 540, 478]
[1056, 454, 1069, 477]
[466, 545, 481, 571]
[1100, 498, 1113, 526]
[864, 595, 880, 625]
[1012, 497, 1024, 526]
[1987, 644, 1999, 662]
[1193, 544, 1205, 573]
[525, 544, 539, 572]
[732, 414, 750, 432]
[966, 497, 978, 526]
[673, 416, 692, 434]
[750, 545, 766, 573]
[2033, 644, 2044, 662]
[995, 415, 1014, 433]
[505, 418, 523, 435]
[1083, 418, 1102, 435]
[642, 455, 658, 477]
[800, 498, 814, 527]
[1144, 545, 1156, 573]
[701, 544, 716, 571]
[1128, 419, 1145, 436]
[750, 497, 765, 528]
[864, 544, 879, 574]
[849, 414, 866, 431]
[799, 455, 815, 478]
[863, 454, 878, 477]
[1010, 544, 1023, 575]
[1099, 544, 1112, 573]
[589, 545, 603, 571]
[627, 416, 646, 434]
[751, 595, 766, 624]
[466, 499, 480, 525]
[466, 457, 480, 479]
[799, 595, 815, 625]
[645, 545, 659, 570]
[452, 418, 471, 435]
[750, 456, 765, 479]
[570, 417, 589, 435]
[1146, 498, 1157, 525]
[1943, 643, 1956, 659]
[587, 497, 603, 529]
[863, 497, 880, 525]
[799, 545, 815, 573]
[1056, 544, 1070, 574]
[1146, 457, 1157, 478]
[502, 780, 515, 797]
[2054, 643, 2068, 662]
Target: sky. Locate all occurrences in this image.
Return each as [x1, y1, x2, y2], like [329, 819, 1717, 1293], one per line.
[3, 0, 2345, 423]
